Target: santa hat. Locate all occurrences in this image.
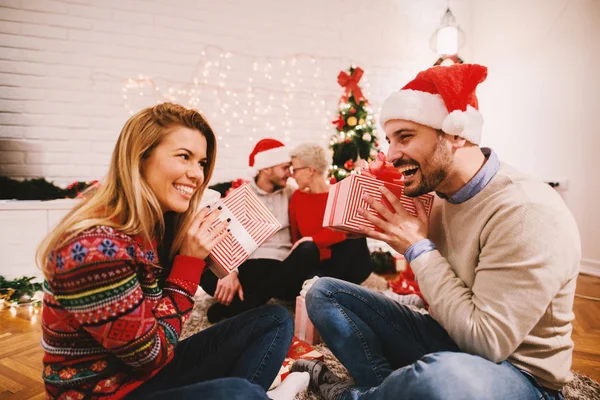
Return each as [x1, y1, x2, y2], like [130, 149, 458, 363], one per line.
[248, 138, 290, 171]
[379, 63, 488, 145]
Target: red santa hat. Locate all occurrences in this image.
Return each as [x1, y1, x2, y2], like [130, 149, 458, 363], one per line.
[379, 63, 488, 145]
[248, 138, 290, 172]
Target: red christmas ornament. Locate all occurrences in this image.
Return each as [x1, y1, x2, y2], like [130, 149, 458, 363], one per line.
[375, 141, 379, 147]
[344, 159, 355, 170]
[344, 137, 351, 143]
[329, 176, 337, 184]
[350, 107, 356, 114]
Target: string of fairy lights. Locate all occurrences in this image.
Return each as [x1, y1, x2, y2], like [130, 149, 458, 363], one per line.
[122, 45, 386, 152]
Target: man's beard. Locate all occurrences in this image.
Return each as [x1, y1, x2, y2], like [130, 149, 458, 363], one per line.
[403, 137, 453, 198]
[270, 177, 286, 191]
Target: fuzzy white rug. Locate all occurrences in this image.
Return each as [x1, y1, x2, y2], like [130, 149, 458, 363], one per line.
[180, 274, 600, 400]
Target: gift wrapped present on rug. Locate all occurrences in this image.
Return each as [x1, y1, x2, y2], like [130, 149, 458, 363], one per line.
[207, 183, 281, 278]
[294, 277, 321, 345]
[323, 153, 435, 235]
[295, 295, 321, 345]
[270, 336, 324, 390]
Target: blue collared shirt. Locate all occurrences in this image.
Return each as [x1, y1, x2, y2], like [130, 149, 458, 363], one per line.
[404, 148, 500, 263]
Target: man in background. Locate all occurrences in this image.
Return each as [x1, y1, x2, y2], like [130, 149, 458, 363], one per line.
[201, 138, 320, 322]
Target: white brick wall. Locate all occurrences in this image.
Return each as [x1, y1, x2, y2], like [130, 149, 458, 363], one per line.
[0, 0, 468, 187]
[0, 199, 76, 278]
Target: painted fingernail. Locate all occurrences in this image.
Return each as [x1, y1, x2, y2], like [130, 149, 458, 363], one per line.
[379, 186, 385, 192]
[206, 205, 211, 208]
[226, 218, 231, 222]
[358, 208, 364, 214]
[217, 206, 222, 210]
[362, 194, 369, 201]
[227, 228, 231, 232]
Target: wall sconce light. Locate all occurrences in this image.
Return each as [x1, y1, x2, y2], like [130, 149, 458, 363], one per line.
[430, 8, 466, 57]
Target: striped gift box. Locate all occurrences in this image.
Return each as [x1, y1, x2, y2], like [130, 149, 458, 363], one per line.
[207, 183, 281, 278]
[323, 174, 435, 234]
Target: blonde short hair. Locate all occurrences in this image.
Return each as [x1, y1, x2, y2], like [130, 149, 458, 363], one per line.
[290, 143, 331, 175]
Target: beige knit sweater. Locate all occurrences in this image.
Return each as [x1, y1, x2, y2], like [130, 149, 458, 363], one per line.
[410, 162, 581, 390]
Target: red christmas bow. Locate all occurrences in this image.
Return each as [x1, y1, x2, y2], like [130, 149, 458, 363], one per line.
[337, 67, 365, 104]
[225, 178, 249, 197]
[360, 152, 404, 184]
[331, 115, 345, 130]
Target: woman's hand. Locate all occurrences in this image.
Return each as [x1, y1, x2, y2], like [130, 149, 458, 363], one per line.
[286, 236, 313, 258]
[214, 271, 244, 305]
[290, 236, 313, 252]
[180, 207, 230, 260]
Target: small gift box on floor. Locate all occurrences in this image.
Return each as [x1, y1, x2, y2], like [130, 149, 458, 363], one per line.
[323, 153, 435, 234]
[295, 295, 320, 345]
[207, 183, 281, 278]
[294, 277, 321, 345]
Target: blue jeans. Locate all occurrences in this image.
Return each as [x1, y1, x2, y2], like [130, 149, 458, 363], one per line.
[128, 304, 294, 399]
[306, 278, 565, 400]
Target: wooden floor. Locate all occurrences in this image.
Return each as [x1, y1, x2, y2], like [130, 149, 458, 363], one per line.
[0, 275, 599, 399]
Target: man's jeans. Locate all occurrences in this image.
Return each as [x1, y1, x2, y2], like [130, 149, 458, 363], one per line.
[306, 278, 565, 400]
[128, 304, 293, 399]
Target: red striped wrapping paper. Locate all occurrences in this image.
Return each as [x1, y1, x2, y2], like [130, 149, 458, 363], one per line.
[207, 183, 281, 278]
[294, 295, 320, 345]
[322, 174, 435, 234]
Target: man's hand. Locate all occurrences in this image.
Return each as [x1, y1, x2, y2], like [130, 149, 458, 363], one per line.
[214, 271, 244, 306]
[358, 186, 429, 254]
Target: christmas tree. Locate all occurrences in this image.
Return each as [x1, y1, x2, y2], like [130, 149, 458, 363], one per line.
[329, 66, 380, 183]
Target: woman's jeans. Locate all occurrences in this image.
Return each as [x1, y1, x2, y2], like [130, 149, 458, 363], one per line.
[128, 304, 294, 400]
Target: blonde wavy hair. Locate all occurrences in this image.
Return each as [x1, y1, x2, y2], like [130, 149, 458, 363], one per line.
[290, 143, 332, 175]
[37, 102, 217, 279]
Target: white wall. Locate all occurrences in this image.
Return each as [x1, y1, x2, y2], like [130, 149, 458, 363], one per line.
[3, 0, 597, 275]
[0, 0, 469, 186]
[468, 0, 600, 275]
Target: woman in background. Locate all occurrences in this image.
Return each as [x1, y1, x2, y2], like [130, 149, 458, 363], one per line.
[289, 143, 372, 284]
[37, 103, 296, 400]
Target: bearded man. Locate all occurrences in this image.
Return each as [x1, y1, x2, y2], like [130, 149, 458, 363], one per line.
[292, 64, 580, 400]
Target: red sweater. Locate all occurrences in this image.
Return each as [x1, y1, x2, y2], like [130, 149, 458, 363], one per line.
[41, 226, 205, 399]
[289, 190, 346, 260]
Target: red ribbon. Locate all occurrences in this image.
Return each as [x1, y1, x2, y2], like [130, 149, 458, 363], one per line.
[337, 67, 365, 104]
[226, 178, 249, 197]
[360, 152, 404, 185]
[331, 115, 345, 130]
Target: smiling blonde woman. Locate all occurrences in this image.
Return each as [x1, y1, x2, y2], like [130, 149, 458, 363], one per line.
[37, 103, 294, 400]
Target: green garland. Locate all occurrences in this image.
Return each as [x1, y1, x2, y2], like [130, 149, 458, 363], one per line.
[1, 176, 234, 201]
[0, 176, 96, 200]
[0, 276, 42, 307]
